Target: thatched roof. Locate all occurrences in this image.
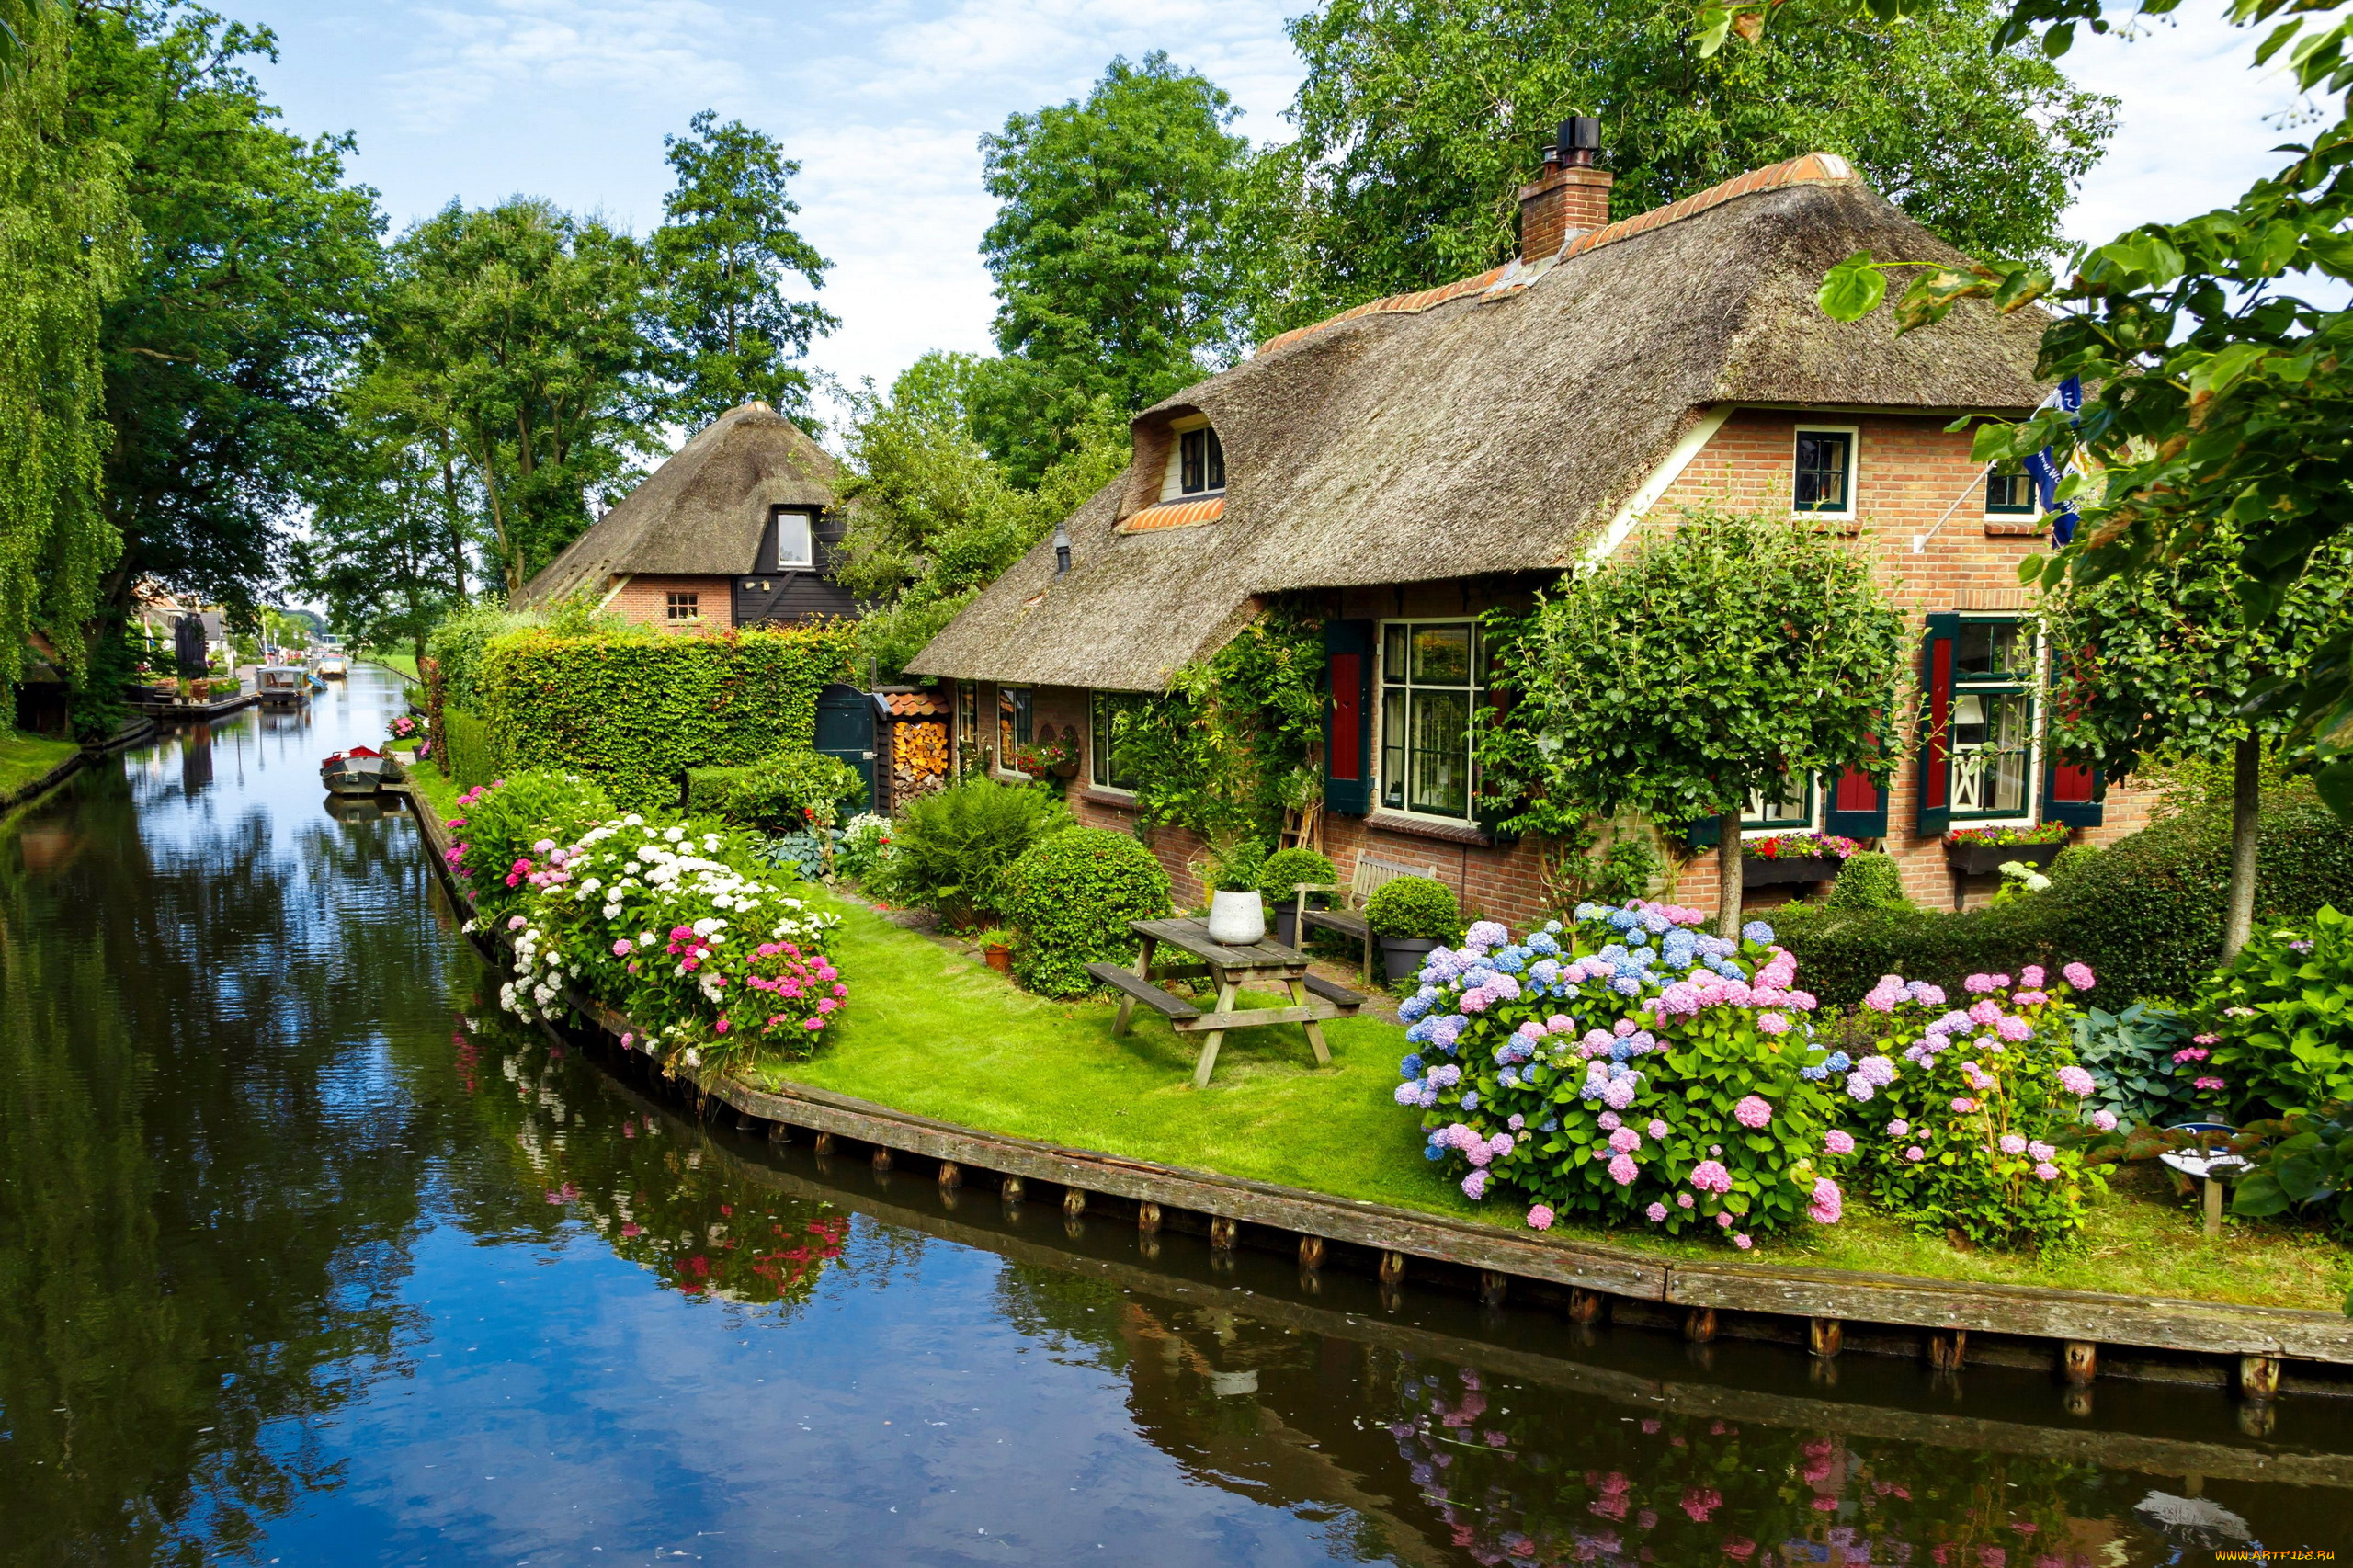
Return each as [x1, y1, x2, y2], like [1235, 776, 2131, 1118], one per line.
[518, 402, 837, 606]
[907, 155, 2051, 694]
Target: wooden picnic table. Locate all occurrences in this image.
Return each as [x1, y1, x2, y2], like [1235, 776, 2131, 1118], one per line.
[1088, 916, 1363, 1088]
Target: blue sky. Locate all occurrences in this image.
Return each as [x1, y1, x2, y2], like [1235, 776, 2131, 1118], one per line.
[236, 0, 2305, 438]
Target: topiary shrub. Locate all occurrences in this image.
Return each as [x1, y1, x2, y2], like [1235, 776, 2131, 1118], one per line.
[688, 751, 868, 832]
[1824, 850, 1909, 911]
[1258, 846, 1337, 905]
[1002, 828, 1174, 997]
[876, 776, 1070, 926]
[1366, 875, 1461, 941]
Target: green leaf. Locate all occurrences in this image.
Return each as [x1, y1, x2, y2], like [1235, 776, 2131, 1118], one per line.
[1816, 252, 1887, 322]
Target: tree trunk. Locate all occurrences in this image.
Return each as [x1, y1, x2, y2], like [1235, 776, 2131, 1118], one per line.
[2222, 733, 2262, 964]
[1716, 809, 1744, 938]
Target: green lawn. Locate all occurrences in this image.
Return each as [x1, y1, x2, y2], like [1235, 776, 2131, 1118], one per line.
[360, 650, 421, 683]
[1, 730, 79, 801]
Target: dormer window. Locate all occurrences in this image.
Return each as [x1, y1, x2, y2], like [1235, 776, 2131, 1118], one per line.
[770, 508, 814, 569]
[1158, 415, 1226, 502]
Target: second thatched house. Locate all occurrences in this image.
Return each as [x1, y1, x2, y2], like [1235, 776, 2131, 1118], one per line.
[519, 401, 856, 631]
[907, 142, 2155, 926]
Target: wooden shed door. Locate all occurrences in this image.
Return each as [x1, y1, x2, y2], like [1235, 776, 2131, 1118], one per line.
[813, 684, 876, 815]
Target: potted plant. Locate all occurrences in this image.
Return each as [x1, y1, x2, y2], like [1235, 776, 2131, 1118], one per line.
[975, 926, 1016, 974]
[1364, 875, 1461, 983]
[1016, 733, 1081, 779]
[1742, 831, 1859, 889]
[1258, 846, 1338, 947]
[1946, 823, 2071, 876]
[1198, 837, 1268, 946]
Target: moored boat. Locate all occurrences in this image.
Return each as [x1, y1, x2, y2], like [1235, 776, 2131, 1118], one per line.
[317, 653, 347, 678]
[320, 745, 398, 796]
[258, 665, 309, 706]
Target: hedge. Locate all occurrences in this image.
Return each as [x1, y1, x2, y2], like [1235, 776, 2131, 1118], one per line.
[1775, 785, 2353, 1005]
[1002, 827, 1173, 997]
[480, 626, 858, 810]
[438, 707, 496, 790]
[687, 751, 868, 831]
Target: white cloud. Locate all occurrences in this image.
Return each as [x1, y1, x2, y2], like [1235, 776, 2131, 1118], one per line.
[393, 0, 763, 124]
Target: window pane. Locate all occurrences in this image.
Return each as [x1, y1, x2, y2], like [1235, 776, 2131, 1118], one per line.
[1411, 624, 1472, 686]
[1380, 688, 1407, 809]
[775, 512, 814, 567]
[1955, 620, 2029, 681]
[1204, 427, 1224, 490]
[1382, 625, 1408, 687]
[1745, 778, 1810, 827]
[1985, 471, 2036, 515]
[1950, 691, 2032, 816]
[1090, 695, 1109, 788]
[1180, 429, 1205, 493]
[1794, 433, 1850, 512]
[1408, 689, 1471, 816]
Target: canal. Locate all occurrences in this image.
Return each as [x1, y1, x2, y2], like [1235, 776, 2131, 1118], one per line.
[3, 667, 2348, 1564]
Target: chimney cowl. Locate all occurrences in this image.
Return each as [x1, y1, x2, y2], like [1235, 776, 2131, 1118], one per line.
[1518, 117, 1612, 264]
[1052, 523, 1073, 576]
[1552, 117, 1602, 168]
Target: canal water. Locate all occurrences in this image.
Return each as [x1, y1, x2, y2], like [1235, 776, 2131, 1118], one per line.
[4, 668, 2349, 1565]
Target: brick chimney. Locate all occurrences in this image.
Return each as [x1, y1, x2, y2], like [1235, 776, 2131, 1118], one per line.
[1518, 117, 1612, 264]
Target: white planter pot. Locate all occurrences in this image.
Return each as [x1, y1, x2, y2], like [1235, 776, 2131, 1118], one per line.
[1206, 889, 1266, 946]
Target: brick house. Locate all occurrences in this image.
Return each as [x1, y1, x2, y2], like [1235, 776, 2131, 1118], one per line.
[905, 145, 2154, 927]
[519, 401, 857, 631]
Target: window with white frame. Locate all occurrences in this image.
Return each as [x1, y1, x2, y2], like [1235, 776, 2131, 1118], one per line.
[1950, 619, 2037, 819]
[1792, 426, 1857, 517]
[956, 682, 980, 773]
[771, 508, 815, 568]
[1089, 691, 1141, 792]
[1379, 620, 1481, 820]
[997, 685, 1032, 770]
[1744, 777, 1816, 831]
[1157, 415, 1226, 501]
[1984, 468, 2037, 517]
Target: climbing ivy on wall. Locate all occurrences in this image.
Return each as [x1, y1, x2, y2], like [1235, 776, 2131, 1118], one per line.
[480, 625, 858, 809]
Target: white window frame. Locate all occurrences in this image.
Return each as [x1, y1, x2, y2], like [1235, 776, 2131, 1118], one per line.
[1087, 690, 1140, 796]
[771, 508, 816, 569]
[1983, 467, 2039, 522]
[1157, 415, 1225, 503]
[1791, 424, 1859, 521]
[1948, 615, 2040, 827]
[1373, 617, 1483, 824]
[1740, 777, 1819, 837]
[994, 683, 1034, 779]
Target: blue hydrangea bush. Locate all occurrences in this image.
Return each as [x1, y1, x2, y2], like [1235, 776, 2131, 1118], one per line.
[1395, 901, 1893, 1248]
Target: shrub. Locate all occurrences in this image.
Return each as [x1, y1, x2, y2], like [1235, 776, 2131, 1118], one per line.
[436, 770, 613, 923]
[1837, 966, 2109, 1250]
[755, 829, 834, 881]
[835, 813, 894, 882]
[2200, 906, 2353, 1117]
[1366, 876, 1460, 941]
[2071, 999, 2200, 1131]
[1199, 836, 1266, 893]
[481, 625, 858, 809]
[1768, 900, 2049, 1004]
[1257, 846, 1337, 905]
[879, 776, 1070, 925]
[1824, 850, 1909, 911]
[1394, 903, 1868, 1245]
[426, 597, 529, 714]
[2233, 1102, 2353, 1234]
[1002, 828, 1175, 997]
[688, 751, 868, 832]
[438, 707, 496, 788]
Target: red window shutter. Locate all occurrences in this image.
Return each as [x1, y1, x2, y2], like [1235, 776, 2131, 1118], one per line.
[1329, 653, 1363, 780]
[1323, 619, 1374, 814]
[1915, 614, 1958, 836]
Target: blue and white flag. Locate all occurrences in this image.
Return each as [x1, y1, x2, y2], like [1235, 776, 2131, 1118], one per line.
[2022, 376, 2084, 546]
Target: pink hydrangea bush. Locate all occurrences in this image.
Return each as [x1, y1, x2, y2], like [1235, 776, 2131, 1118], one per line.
[1836, 965, 2107, 1248]
[1395, 902, 1884, 1245]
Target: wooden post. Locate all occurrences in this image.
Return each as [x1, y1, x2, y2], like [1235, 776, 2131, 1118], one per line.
[2062, 1385, 2093, 1420]
[1063, 1187, 1087, 1218]
[1138, 1201, 1162, 1233]
[1001, 1176, 1024, 1204]
[1210, 1216, 1238, 1250]
[2238, 1400, 2277, 1438]
[813, 1131, 835, 1155]
[1298, 1234, 1325, 1270]
[2239, 1354, 2282, 1403]
[2204, 1177, 2226, 1241]
[937, 1161, 962, 1189]
[767, 1120, 790, 1143]
[1479, 1270, 1507, 1307]
[1809, 1318, 1843, 1360]
[1928, 1329, 1968, 1372]
[1684, 1308, 1718, 1345]
[1379, 1249, 1407, 1284]
[1567, 1289, 1607, 1325]
[2062, 1341, 2097, 1386]
[871, 1146, 893, 1174]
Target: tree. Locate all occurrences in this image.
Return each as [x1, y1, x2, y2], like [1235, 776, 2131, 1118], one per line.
[1479, 511, 1909, 936]
[1241, 0, 2113, 340]
[652, 109, 836, 428]
[2047, 528, 2353, 961]
[0, 0, 130, 700]
[369, 198, 660, 594]
[976, 52, 1248, 482]
[291, 430, 460, 666]
[71, 4, 382, 628]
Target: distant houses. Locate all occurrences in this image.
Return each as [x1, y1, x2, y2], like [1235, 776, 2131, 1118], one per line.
[518, 402, 858, 632]
[905, 143, 2154, 926]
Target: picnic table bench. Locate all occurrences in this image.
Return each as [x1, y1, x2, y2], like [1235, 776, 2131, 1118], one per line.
[1086, 915, 1364, 1087]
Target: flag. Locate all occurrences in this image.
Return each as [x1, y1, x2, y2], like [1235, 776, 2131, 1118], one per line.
[2024, 376, 2084, 545]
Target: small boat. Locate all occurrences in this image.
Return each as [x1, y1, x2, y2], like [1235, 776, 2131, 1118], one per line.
[317, 654, 347, 678]
[257, 665, 309, 706]
[321, 745, 400, 796]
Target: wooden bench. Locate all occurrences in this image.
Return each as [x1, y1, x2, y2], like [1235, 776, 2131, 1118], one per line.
[1297, 972, 1366, 1012]
[1084, 962, 1201, 1020]
[1296, 852, 1443, 977]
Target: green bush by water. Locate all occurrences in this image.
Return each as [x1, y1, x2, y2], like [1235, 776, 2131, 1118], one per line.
[1003, 828, 1174, 996]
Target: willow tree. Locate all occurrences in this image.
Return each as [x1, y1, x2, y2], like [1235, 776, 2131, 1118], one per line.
[1481, 509, 1909, 936]
[0, 0, 130, 697]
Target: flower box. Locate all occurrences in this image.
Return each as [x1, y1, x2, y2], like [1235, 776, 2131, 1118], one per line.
[1947, 840, 2064, 878]
[1743, 855, 1842, 889]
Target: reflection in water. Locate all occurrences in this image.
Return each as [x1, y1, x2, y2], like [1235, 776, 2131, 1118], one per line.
[0, 668, 2347, 1566]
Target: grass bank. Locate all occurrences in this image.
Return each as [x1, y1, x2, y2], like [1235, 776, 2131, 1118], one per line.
[360, 649, 422, 684]
[1, 730, 80, 801]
